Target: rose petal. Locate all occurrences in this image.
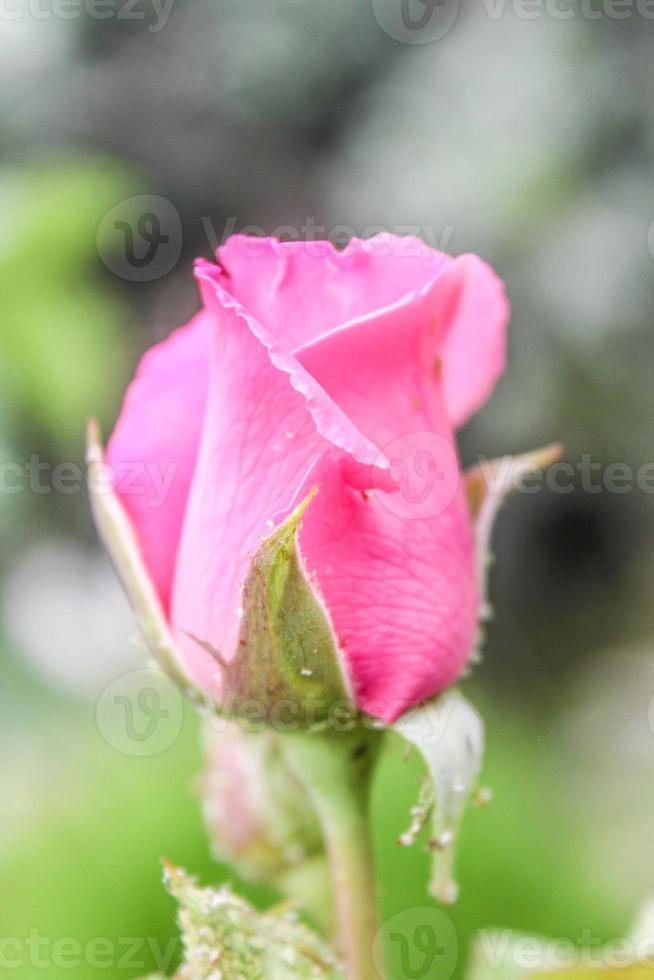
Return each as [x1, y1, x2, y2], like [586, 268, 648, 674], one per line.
[106, 236, 505, 717]
[293, 295, 478, 721]
[106, 312, 211, 612]
[296, 455, 478, 723]
[438, 254, 509, 428]
[218, 236, 508, 428]
[295, 272, 452, 450]
[170, 263, 389, 691]
[216, 234, 449, 350]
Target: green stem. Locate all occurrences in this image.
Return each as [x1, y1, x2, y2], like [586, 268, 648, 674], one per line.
[282, 729, 384, 980]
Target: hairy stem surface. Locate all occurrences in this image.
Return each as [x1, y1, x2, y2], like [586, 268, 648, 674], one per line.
[282, 729, 384, 980]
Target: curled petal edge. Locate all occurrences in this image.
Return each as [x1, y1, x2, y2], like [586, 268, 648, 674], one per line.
[195, 260, 395, 492]
[87, 419, 201, 696]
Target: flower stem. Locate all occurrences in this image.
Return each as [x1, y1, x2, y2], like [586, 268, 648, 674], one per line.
[282, 729, 384, 980]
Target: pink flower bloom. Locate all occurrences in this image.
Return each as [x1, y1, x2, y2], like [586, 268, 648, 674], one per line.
[106, 235, 508, 723]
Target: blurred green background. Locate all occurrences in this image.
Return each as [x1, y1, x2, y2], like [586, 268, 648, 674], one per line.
[1, 1, 654, 977]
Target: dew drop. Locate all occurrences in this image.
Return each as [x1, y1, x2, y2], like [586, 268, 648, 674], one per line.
[475, 786, 493, 807]
[429, 829, 454, 851]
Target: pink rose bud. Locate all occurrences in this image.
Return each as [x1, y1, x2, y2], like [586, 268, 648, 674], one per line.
[99, 234, 510, 724]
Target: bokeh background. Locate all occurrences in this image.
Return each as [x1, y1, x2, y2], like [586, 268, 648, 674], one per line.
[2, 1, 654, 977]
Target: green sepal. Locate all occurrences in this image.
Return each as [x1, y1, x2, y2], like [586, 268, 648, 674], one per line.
[220, 489, 354, 725]
[393, 690, 485, 905]
[465, 444, 563, 620]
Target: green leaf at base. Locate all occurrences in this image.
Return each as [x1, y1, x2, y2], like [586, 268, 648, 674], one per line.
[160, 862, 343, 979]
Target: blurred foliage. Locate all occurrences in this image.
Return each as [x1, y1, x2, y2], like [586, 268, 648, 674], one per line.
[0, 161, 135, 452]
